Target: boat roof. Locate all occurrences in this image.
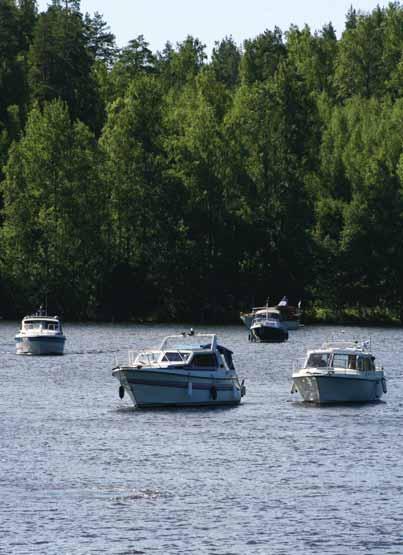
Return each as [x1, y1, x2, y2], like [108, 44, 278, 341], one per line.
[23, 314, 61, 321]
[254, 308, 280, 315]
[307, 340, 372, 355]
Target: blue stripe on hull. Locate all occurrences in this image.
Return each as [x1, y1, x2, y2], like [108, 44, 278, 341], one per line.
[15, 336, 65, 343]
[127, 378, 235, 390]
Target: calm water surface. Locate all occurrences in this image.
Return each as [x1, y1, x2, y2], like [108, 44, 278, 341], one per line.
[1, 322, 402, 554]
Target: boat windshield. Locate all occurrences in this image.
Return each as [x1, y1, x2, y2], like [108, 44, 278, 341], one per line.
[255, 312, 279, 321]
[24, 320, 59, 330]
[136, 351, 160, 365]
[161, 351, 191, 362]
[332, 353, 358, 369]
[305, 352, 330, 368]
[160, 334, 215, 351]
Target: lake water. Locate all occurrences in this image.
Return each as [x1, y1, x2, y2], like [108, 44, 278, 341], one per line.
[1, 322, 402, 554]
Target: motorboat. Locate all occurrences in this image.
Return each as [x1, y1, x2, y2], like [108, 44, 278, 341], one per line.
[249, 308, 288, 342]
[112, 332, 246, 408]
[241, 296, 301, 330]
[291, 340, 387, 403]
[15, 308, 66, 355]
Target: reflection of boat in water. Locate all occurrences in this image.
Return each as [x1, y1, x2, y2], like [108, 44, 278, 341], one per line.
[249, 308, 288, 343]
[241, 297, 301, 330]
[15, 308, 66, 355]
[112, 332, 246, 408]
[291, 340, 387, 404]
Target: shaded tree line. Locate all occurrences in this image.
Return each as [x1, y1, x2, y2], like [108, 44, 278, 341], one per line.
[0, 0, 402, 322]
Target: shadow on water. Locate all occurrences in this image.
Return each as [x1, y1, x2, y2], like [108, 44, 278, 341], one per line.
[114, 404, 243, 415]
[66, 348, 120, 356]
[289, 399, 386, 410]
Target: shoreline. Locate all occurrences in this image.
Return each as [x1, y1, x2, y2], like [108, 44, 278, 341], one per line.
[2, 312, 403, 327]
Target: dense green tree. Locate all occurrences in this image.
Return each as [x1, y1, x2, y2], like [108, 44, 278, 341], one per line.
[84, 11, 117, 66]
[210, 36, 241, 88]
[223, 61, 316, 302]
[28, 2, 101, 129]
[1, 100, 107, 317]
[340, 98, 403, 307]
[312, 96, 403, 314]
[17, 0, 38, 50]
[100, 74, 186, 318]
[106, 35, 156, 101]
[0, 0, 35, 173]
[0, 0, 28, 124]
[382, 2, 403, 98]
[286, 23, 338, 97]
[240, 27, 286, 84]
[164, 74, 239, 318]
[0, 1, 402, 321]
[334, 4, 403, 100]
[156, 36, 207, 90]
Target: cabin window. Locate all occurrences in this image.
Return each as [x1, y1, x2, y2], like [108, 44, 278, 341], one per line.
[358, 356, 375, 371]
[332, 354, 350, 369]
[347, 355, 357, 369]
[24, 321, 42, 329]
[306, 353, 330, 368]
[191, 353, 218, 368]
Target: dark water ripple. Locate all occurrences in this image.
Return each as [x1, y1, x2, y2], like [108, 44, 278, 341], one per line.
[1, 322, 403, 554]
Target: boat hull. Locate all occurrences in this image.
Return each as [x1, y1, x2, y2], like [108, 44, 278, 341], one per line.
[292, 373, 385, 403]
[113, 367, 243, 408]
[250, 325, 288, 343]
[15, 335, 66, 355]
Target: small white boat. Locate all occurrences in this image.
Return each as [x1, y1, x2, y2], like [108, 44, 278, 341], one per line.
[291, 340, 387, 404]
[15, 309, 66, 355]
[249, 308, 288, 342]
[112, 332, 246, 408]
[241, 296, 302, 331]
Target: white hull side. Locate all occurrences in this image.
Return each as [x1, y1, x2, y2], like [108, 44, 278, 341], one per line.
[114, 368, 242, 408]
[292, 373, 385, 403]
[15, 336, 65, 355]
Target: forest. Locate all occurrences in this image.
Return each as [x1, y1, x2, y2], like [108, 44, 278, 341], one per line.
[0, 0, 402, 323]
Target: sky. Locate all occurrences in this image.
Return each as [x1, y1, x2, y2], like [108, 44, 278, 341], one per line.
[36, 0, 390, 53]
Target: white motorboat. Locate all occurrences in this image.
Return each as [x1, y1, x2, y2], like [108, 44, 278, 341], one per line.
[249, 308, 288, 342]
[112, 332, 246, 408]
[241, 296, 301, 331]
[15, 308, 66, 355]
[291, 340, 387, 403]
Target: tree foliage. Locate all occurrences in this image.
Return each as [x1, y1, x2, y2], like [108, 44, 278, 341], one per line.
[0, 2, 402, 321]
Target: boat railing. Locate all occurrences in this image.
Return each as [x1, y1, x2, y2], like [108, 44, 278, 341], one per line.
[128, 350, 161, 366]
[292, 358, 312, 372]
[321, 339, 371, 351]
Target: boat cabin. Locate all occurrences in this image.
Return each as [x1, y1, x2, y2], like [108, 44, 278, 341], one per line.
[22, 316, 62, 332]
[305, 345, 376, 371]
[253, 309, 281, 322]
[131, 334, 234, 371]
